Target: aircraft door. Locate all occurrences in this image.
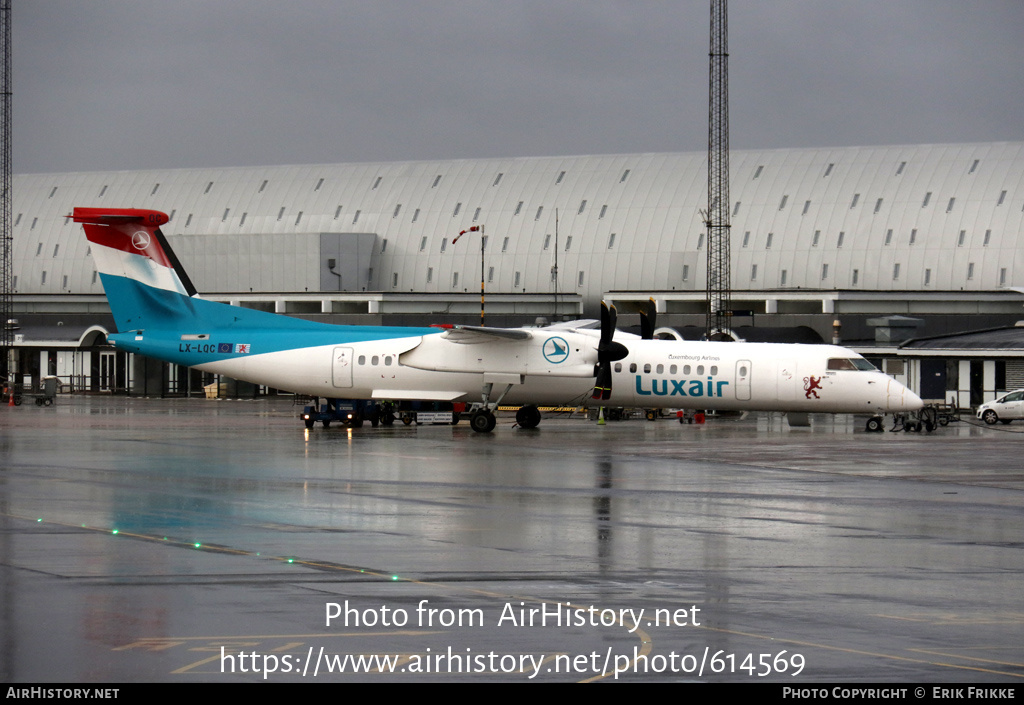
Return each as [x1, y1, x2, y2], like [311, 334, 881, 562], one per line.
[777, 359, 796, 402]
[736, 359, 752, 401]
[332, 347, 354, 388]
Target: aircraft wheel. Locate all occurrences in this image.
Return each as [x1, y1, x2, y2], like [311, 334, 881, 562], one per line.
[35, 397, 44, 406]
[43, 397, 53, 406]
[381, 413, 395, 426]
[351, 418, 364, 428]
[515, 405, 541, 429]
[470, 410, 497, 433]
[938, 415, 950, 426]
[982, 410, 998, 425]
[924, 420, 936, 433]
[402, 414, 413, 425]
[322, 419, 331, 428]
[304, 418, 314, 429]
[865, 416, 883, 433]
[645, 409, 657, 421]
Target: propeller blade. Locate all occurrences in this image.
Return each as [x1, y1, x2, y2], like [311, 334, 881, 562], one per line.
[592, 302, 628, 400]
[640, 298, 656, 340]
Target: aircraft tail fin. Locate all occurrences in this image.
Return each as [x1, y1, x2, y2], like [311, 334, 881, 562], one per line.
[73, 207, 202, 331]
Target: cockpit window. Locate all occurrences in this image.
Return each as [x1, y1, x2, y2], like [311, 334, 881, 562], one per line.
[828, 357, 877, 371]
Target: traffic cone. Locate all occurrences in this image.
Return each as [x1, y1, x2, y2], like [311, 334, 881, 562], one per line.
[597, 407, 605, 425]
[7, 387, 13, 407]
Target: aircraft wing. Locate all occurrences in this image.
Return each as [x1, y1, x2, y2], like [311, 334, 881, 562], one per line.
[442, 326, 533, 344]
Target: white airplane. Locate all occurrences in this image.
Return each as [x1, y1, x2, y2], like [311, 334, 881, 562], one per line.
[73, 207, 923, 432]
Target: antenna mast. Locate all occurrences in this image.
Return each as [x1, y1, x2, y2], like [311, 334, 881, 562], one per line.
[705, 0, 731, 338]
[1, 0, 12, 383]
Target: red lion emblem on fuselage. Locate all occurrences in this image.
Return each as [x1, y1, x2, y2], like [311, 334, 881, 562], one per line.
[804, 376, 823, 399]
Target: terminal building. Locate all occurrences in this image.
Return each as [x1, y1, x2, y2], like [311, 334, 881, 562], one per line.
[9, 141, 1024, 405]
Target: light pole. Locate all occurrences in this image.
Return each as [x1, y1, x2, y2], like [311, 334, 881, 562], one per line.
[453, 224, 485, 326]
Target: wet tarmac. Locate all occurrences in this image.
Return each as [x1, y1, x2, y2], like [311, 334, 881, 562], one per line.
[1, 396, 1022, 682]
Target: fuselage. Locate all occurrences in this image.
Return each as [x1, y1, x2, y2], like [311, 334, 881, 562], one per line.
[110, 326, 922, 415]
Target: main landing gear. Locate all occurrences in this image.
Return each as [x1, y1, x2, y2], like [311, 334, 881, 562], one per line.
[469, 381, 516, 433]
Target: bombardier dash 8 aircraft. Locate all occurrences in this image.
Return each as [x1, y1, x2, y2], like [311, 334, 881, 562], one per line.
[73, 208, 922, 433]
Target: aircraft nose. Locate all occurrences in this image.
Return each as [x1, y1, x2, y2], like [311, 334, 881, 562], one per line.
[901, 387, 924, 411]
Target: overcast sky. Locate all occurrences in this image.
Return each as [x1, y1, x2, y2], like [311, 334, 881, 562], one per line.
[14, 0, 1024, 174]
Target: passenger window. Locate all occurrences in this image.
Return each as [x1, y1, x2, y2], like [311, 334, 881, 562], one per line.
[697, 365, 704, 375]
[739, 365, 748, 377]
[684, 365, 691, 375]
[384, 356, 392, 366]
[614, 363, 622, 372]
[358, 355, 366, 365]
[710, 365, 718, 375]
[670, 365, 677, 375]
[656, 364, 664, 374]
[371, 355, 379, 366]
[643, 364, 651, 374]
[629, 363, 637, 373]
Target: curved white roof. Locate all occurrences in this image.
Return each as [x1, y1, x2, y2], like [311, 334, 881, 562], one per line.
[13, 142, 1024, 309]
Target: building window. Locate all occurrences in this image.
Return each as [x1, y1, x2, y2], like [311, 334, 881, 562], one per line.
[452, 272, 459, 288]
[392, 273, 398, 287]
[315, 178, 324, 191]
[473, 207, 481, 221]
[896, 161, 906, 175]
[922, 192, 931, 208]
[535, 206, 543, 220]
[334, 205, 343, 219]
[780, 269, 787, 286]
[837, 232, 844, 248]
[35, 242, 41, 256]
[427, 267, 433, 284]
[946, 197, 956, 213]
[924, 269, 931, 286]
[821, 263, 829, 280]
[440, 238, 447, 253]
[412, 208, 420, 223]
[380, 239, 387, 253]
[969, 159, 980, 174]
[765, 233, 773, 249]
[352, 210, 360, 224]
[733, 201, 741, 216]
[493, 173, 503, 186]
[742, 231, 750, 248]
[48, 186, 58, 199]
[802, 200, 811, 215]
[697, 233, 704, 249]
[967, 263, 975, 280]
[151, 183, 160, 196]
[222, 208, 230, 222]
[295, 211, 303, 225]
[372, 176, 382, 190]
[41, 271, 47, 285]
[909, 229, 917, 245]
[240, 212, 247, 226]
[502, 236, 509, 252]
[599, 204, 608, 219]
[564, 236, 572, 251]
[893, 263, 901, 280]
[620, 169, 630, 182]
[543, 234, 551, 250]
[419, 236, 427, 252]
[750, 264, 757, 281]
[852, 269, 859, 286]
[31, 217, 37, 230]
[824, 163, 834, 177]
[488, 266, 494, 283]
[277, 207, 285, 221]
[958, 230, 966, 246]
[514, 201, 523, 216]
[682, 264, 689, 281]
[259, 180, 268, 193]
[393, 204, 402, 218]
[998, 190, 1007, 206]
[453, 203, 461, 217]
[99, 185, 108, 197]
[578, 271, 585, 286]
[850, 194, 860, 209]
[432, 175, 442, 188]
[608, 233, 616, 249]
[1000, 268, 1007, 286]
[186, 214, 193, 227]
[874, 198, 883, 214]
[514, 271, 521, 288]
[753, 165, 764, 179]
[812, 230, 820, 247]
[885, 229, 893, 245]
[984, 229, 991, 246]
[204, 181, 214, 194]
[556, 171, 566, 184]
[778, 195, 788, 211]
[52, 244, 59, 257]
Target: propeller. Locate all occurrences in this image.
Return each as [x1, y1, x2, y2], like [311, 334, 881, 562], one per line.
[592, 301, 629, 401]
[639, 297, 657, 340]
